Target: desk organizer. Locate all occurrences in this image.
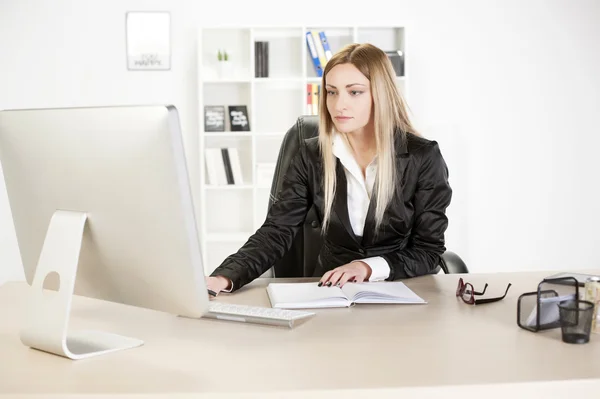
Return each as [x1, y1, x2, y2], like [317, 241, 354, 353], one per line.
[517, 277, 579, 332]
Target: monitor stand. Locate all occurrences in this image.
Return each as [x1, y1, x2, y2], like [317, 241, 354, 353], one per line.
[19, 210, 144, 360]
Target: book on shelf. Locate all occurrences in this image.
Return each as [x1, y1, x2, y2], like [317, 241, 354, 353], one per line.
[227, 148, 244, 184]
[267, 281, 427, 309]
[305, 30, 332, 77]
[228, 105, 250, 132]
[306, 83, 321, 115]
[305, 31, 323, 77]
[318, 31, 333, 61]
[254, 41, 269, 78]
[254, 41, 261, 77]
[205, 147, 244, 185]
[306, 83, 313, 115]
[385, 50, 404, 77]
[204, 105, 225, 132]
[311, 83, 319, 115]
[311, 31, 328, 69]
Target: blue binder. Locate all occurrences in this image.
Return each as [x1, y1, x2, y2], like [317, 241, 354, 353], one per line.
[306, 31, 323, 77]
[318, 31, 333, 61]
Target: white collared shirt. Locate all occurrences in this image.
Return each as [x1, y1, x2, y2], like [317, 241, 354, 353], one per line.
[332, 133, 391, 281]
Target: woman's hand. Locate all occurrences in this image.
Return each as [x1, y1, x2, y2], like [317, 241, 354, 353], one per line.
[206, 276, 232, 299]
[318, 261, 372, 288]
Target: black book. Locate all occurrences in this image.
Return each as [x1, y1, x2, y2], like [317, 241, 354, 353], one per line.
[255, 41, 262, 77]
[221, 148, 234, 184]
[262, 41, 269, 78]
[385, 50, 404, 77]
[228, 105, 250, 131]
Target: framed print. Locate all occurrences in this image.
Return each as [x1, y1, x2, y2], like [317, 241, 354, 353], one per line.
[204, 106, 226, 132]
[228, 105, 250, 132]
[126, 11, 171, 70]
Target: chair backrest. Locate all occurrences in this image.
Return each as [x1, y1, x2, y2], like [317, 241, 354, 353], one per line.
[268, 116, 321, 278]
[440, 251, 469, 274]
[268, 116, 469, 277]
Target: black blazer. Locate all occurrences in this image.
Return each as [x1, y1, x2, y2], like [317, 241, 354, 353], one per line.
[211, 132, 452, 291]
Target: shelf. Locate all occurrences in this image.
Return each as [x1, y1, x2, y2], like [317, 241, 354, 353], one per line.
[305, 76, 401, 83]
[254, 131, 285, 137]
[252, 77, 304, 83]
[252, 27, 303, 39]
[203, 184, 253, 190]
[253, 84, 303, 132]
[202, 132, 285, 138]
[203, 78, 251, 84]
[357, 27, 405, 54]
[203, 132, 253, 137]
[205, 233, 252, 243]
[200, 31, 251, 81]
[307, 27, 353, 37]
[198, 25, 408, 275]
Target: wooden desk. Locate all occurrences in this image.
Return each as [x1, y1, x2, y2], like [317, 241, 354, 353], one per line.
[1, 271, 599, 398]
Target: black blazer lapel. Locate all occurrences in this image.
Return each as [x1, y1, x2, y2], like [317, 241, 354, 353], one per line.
[362, 136, 409, 245]
[333, 160, 360, 245]
[361, 185, 377, 245]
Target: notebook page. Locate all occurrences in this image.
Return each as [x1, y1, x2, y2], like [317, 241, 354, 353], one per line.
[342, 282, 426, 304]
[267, 282, 350, 309]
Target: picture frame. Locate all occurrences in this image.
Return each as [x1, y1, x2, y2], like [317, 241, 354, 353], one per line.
[125, 11, 171, 71]
[228, 105, 251, 132]
[204, 106, 226, 132]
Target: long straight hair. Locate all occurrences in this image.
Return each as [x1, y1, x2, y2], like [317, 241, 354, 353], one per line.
[318, 43, 419, 234]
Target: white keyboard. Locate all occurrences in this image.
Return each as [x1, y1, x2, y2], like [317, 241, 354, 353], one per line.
[204, 302, 315, 328]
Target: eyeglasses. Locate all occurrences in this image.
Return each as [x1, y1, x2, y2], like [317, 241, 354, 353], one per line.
[456, 277, 512, 305]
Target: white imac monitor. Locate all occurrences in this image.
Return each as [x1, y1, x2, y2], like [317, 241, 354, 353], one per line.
[0, 105, 209, 360]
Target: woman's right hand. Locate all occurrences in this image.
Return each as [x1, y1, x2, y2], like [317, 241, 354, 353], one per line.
[206, 276, 232, 299]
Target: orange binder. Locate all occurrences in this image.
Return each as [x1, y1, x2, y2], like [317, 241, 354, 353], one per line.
[312, 83, 319, 115]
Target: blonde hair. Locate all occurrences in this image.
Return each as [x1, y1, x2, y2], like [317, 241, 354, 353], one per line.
[318, 43, 419, 234]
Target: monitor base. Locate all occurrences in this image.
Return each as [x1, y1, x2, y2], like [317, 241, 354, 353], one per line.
[19, 210, 144, 360]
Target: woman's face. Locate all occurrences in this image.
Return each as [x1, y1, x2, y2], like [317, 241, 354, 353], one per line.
[325, 63, 373, 134]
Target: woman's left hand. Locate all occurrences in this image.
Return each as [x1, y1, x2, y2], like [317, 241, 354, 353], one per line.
[318, 261, 372, 288]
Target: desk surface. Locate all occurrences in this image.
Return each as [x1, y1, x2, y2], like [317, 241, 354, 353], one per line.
[1, 271, 600, 398]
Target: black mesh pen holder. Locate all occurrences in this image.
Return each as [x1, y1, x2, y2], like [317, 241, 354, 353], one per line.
[517, 277, 579, 332]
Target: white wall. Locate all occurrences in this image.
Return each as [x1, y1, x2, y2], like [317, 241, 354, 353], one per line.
[1, 0, 599, 285]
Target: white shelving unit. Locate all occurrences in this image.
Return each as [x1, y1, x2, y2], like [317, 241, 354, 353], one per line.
[197, 26, 407, 275]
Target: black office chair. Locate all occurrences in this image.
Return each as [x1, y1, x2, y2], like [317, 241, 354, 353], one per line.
[439, 251, 469, 274]
[267, 115, 469, 277]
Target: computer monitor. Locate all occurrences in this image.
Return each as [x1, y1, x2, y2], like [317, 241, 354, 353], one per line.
[0, 105, 210, 360]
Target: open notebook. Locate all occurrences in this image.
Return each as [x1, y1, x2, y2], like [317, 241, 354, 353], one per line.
[267, 281, 427, 309]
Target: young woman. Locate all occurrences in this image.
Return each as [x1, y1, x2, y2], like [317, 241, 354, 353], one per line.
[207, 43, 452, 295]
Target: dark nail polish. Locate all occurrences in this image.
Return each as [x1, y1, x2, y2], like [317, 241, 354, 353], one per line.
[326, 282, 332, 287]
[318, 282, 323, 287]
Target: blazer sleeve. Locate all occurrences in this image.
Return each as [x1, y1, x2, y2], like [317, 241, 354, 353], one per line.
[383, 142, 452, 279]
[210, 145, 312, 291]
